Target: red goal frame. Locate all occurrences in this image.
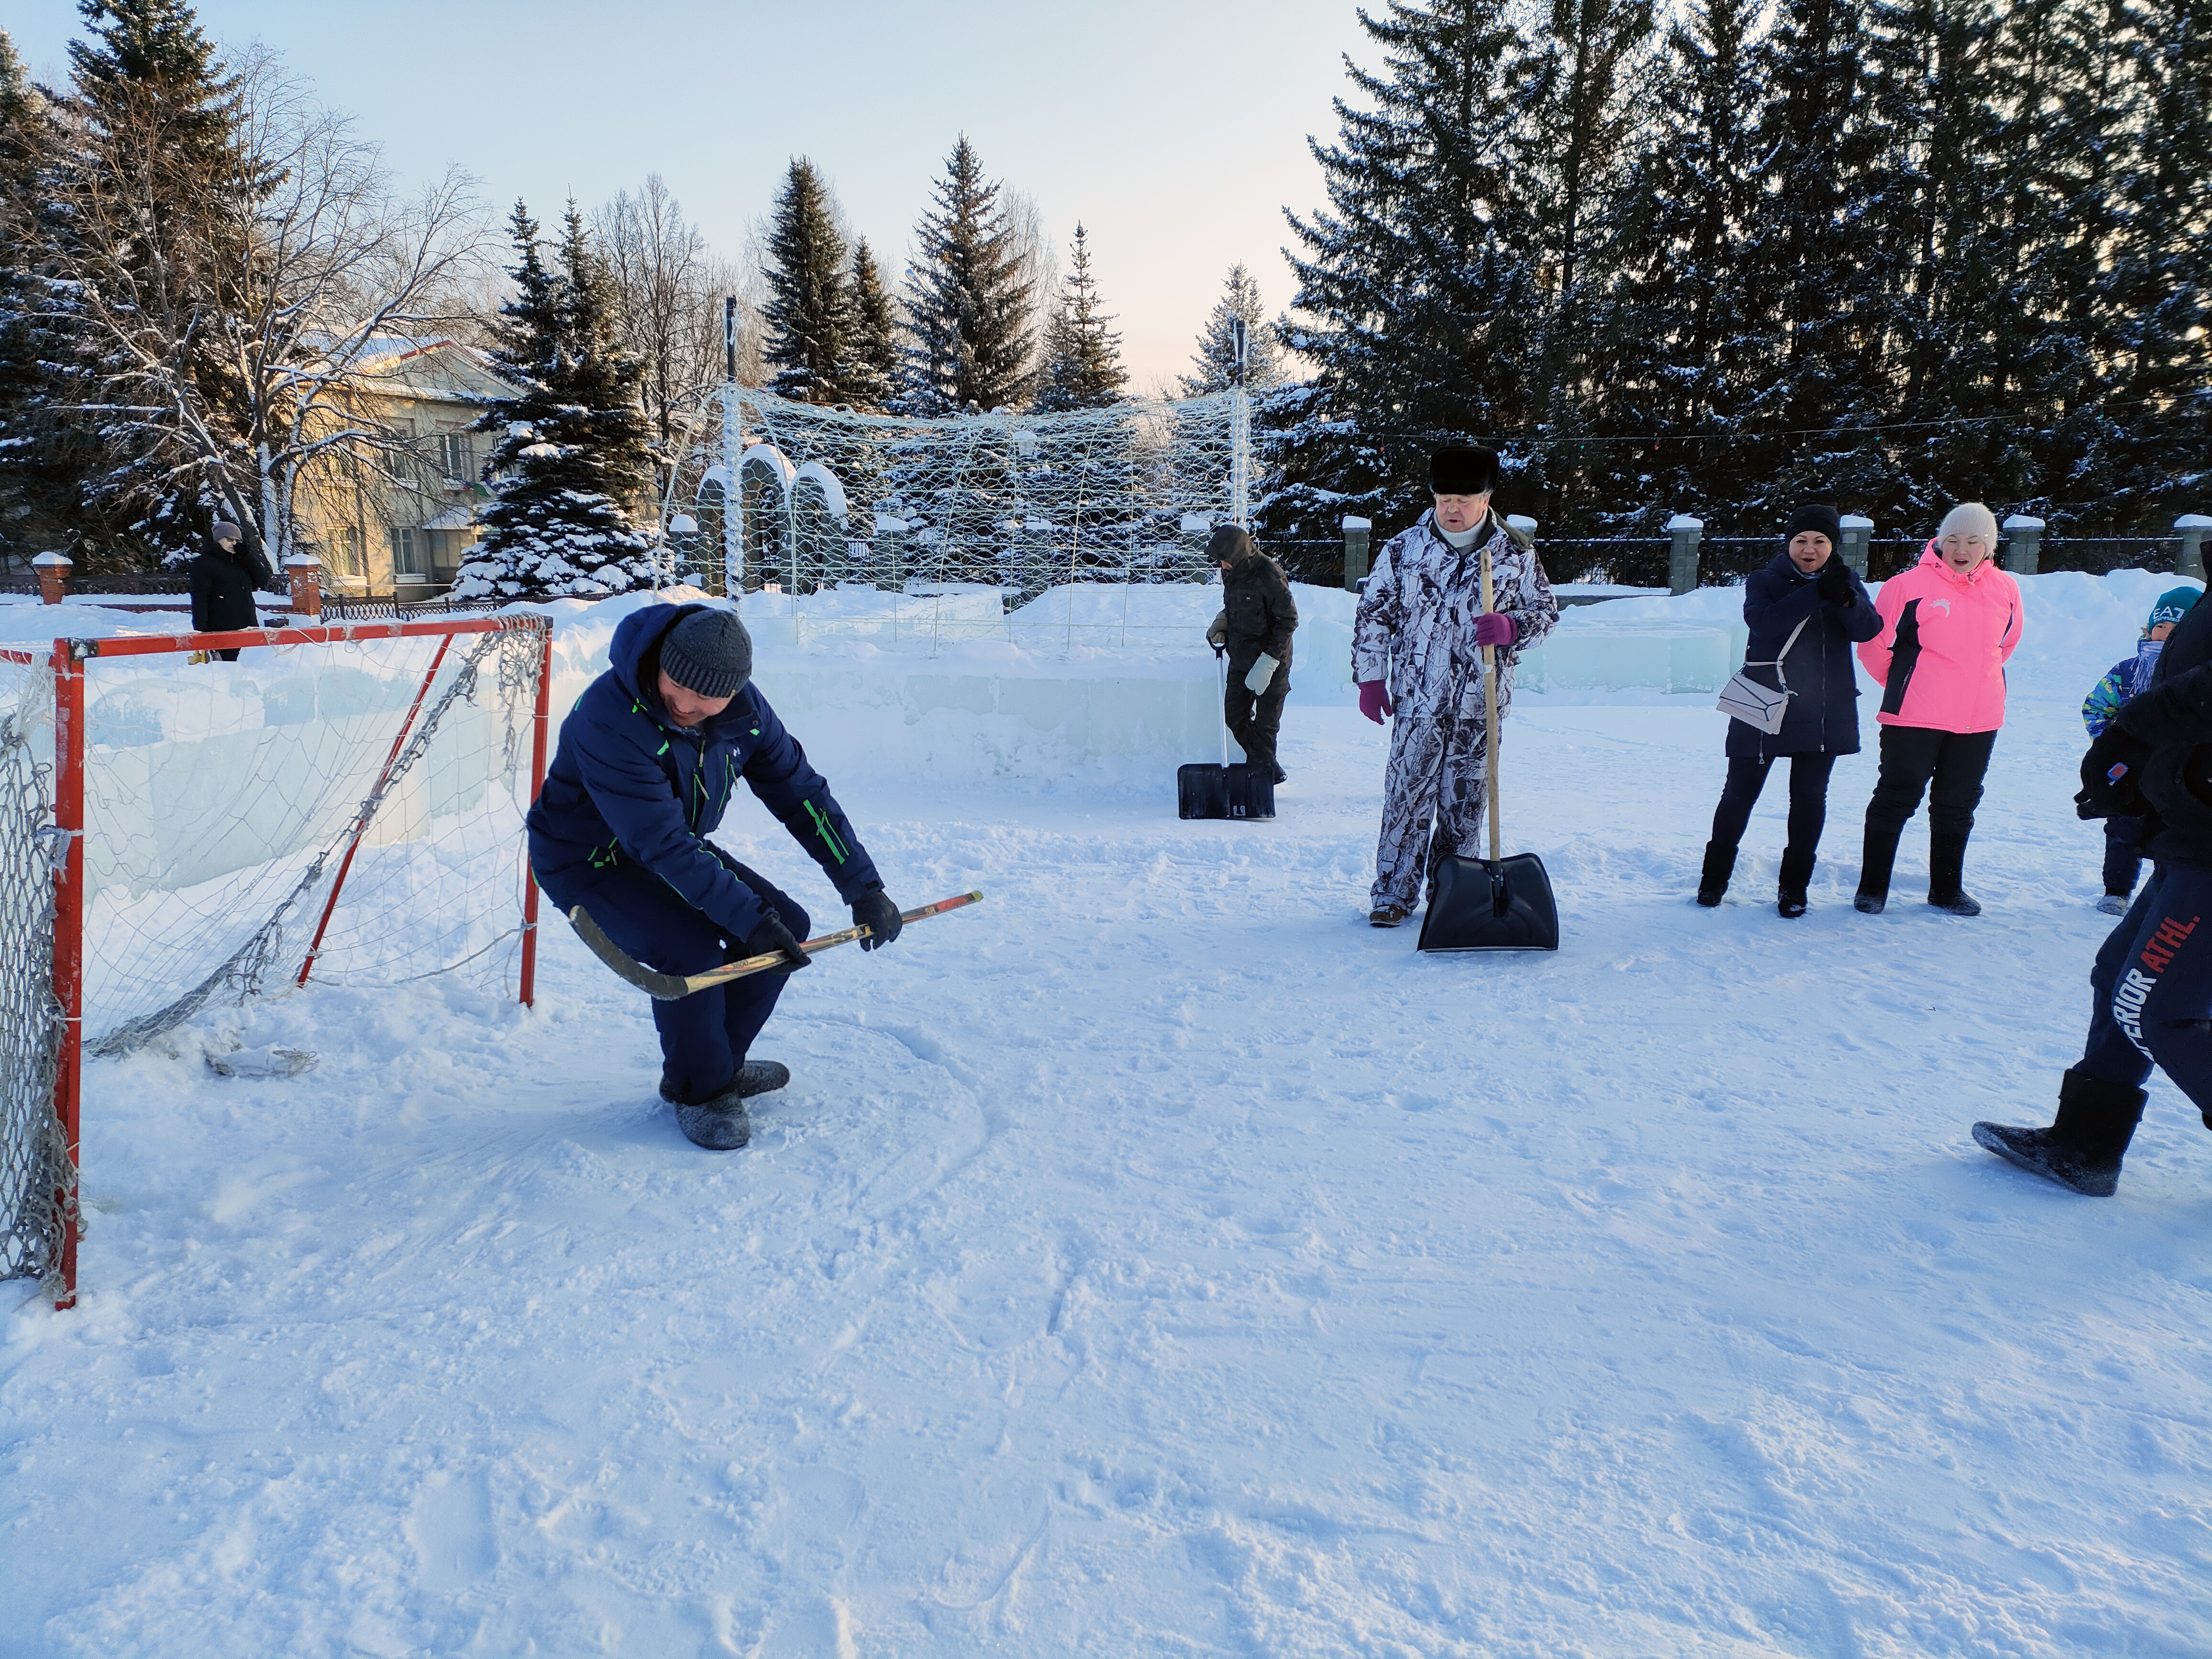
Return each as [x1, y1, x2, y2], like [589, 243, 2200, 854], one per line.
[35, 615, 554, 1308]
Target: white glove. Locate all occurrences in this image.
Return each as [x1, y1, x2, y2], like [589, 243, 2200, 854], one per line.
[1244, 653, 1278, 694]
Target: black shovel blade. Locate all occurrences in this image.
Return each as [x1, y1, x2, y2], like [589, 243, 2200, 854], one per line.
[1178, 763, 1229, 819]
[1417, 853, 1561, 952]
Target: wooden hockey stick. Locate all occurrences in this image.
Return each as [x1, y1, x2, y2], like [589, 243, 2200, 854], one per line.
[568, 890, 984, 1000]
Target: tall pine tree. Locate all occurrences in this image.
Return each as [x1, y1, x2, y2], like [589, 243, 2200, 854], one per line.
[899, 136, 1034, 415]
[1034, 224, 1128, 412]
[0, 27, 83, 563]
[843, 237, 898, 411]
[762, 158, 855, 405]
[454, 202, 655, 600]
[1180, 264, 1282, 396]
[1279, 0, 1543, 537]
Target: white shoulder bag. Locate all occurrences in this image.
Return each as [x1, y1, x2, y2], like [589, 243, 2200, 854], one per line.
[1716, 616, 1811, 735]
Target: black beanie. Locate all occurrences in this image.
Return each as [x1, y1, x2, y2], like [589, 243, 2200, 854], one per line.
[1429, 444, 1500, 496]
[1784, 504, 1843, 546]
[658, 608, 752, 698]
[1206, 524, 1255, 565]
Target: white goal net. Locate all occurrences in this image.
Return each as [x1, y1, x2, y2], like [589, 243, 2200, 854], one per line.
[0, 615, 550, 1302]
[660, 386, 1251, 602]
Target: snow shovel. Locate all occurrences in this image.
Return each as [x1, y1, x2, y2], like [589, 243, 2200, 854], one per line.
[1416, 544, 1559, 952]
[1177, 647, 1274, 820]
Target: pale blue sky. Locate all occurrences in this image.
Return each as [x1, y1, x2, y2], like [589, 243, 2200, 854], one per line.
[11, 0, 1377, 388]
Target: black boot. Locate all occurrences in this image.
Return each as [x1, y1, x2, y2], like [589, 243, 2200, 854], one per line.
[1696, 841, 1736, 907]
[1928, 831, 1981, 915]
[1971, 1070, 2147, 1196]
[1854, 825, 1901, 914]
[1777, 847, 1816, 918]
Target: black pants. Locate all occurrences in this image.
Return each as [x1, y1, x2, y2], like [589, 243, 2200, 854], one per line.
[2103, 816, 2146, 898]
[2079, 861, 2212, 1110]
[1709, 753, 1837, 853]
[539, 849, 810, 1105]
[1864, 725, 1997, 837]
[1224, 652, 1290, 772]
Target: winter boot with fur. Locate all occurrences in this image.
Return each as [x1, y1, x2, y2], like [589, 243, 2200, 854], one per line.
[1971, 1070, 2147, 1197]
[1854, 825, 1901, 914]
[1927, 831, 1982, 915]
[1696, 842, 1736, 907]
[1777, 847, 1816, 918]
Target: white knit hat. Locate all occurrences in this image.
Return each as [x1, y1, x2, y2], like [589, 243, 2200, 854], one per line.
[1937, 502, 1999, 548]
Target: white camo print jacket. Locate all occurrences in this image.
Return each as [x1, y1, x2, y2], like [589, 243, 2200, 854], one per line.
[1352, 511, 1561, 719]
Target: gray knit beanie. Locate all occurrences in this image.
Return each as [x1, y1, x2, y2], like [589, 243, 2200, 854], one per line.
[659, 608, 752, 698]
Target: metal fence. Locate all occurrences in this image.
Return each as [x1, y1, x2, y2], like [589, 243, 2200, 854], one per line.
[321, 591, 504, 623]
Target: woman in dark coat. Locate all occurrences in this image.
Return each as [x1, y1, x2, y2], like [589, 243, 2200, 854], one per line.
[1697, 505, 1883, 916]
[188, 519, 266, 661]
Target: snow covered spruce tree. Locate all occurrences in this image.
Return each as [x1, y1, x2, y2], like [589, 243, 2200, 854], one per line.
[1180, 263, 1282, 398]
[1033, 224, 1127, 413]
[1280, 0, 1545, 538]
[454, 203, 655, 601]
[762, 158, 855, 406]
[898, 136, 1035, 416]
[843, 237, 899, 411]
[1594, 0, 1765, 526]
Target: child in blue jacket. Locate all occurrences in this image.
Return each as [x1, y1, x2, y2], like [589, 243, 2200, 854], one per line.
[2083, 586, 2200, 912]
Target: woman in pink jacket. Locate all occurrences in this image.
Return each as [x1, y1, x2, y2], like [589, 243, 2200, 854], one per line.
[1852, 503, 2025, 915]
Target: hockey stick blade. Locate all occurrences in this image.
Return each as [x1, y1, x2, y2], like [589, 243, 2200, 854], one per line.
[568, 890, 984, 1001]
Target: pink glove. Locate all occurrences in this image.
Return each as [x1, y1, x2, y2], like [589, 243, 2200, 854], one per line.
[1473, 612, 1517, 648]
[1357, 680, 1393, 724]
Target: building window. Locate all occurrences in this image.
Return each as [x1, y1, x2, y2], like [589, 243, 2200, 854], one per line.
[439, 431, 471, 480]
[339, 524, 365, 575]
[389, 525, 423, 580]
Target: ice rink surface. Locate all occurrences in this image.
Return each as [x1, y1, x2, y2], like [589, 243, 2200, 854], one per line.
[6, 571, 2211, 1656]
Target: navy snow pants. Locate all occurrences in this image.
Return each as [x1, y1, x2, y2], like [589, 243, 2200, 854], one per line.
[544, 848, 810, 1106]
[2079, 860, 2212, 1111]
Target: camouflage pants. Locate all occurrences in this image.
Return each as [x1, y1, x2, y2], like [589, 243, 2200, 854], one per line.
[1371, 710, 1492, 911]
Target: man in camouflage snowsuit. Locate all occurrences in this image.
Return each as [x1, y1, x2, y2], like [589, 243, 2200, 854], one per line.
[1352, 445, 1560, 926]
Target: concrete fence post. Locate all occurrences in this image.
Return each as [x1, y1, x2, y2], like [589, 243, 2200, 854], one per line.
[1838, 515, 1873, 578]
[2002, 514, 2045, 575]
[2178, 515, 2212, 583]
[1505, 514, 1537, 550]
[1665, 514, 1702, 595]
[33, 550, 71, 606]
[1343, 516, 1371, 591]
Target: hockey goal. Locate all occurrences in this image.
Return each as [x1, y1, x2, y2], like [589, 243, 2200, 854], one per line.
[0, 614, 553, 1308]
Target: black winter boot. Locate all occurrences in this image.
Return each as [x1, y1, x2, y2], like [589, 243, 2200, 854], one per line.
[1854, 825, 1901, 914]
[1696, 841, 1736, 907]
[1927, 831, 1981, 915]
[674, 1085, 752, 1150]
[1777, 847, 1816, 918]
[1971, 1069, 2147, 1196]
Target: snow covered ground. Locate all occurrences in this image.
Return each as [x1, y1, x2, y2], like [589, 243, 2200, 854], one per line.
[6, 571, 2212, 1656]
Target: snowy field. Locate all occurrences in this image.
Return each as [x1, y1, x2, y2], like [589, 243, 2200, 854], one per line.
[6, 571, 2212, 1656]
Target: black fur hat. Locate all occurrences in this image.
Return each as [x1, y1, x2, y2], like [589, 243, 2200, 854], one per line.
[1429, 445, 1500, 496]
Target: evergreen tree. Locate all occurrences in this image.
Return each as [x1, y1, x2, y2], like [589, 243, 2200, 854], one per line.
[1034, 224, 1128, 412]
[454, 202, 655, 600]
[1280, 0, 1543, 537]
[843, 237, 898, 410]
[1180, 263, 1282, 396]
[1592, 0, 1765, 528]
[59, 0, 267, 566]
[0, 28, 84, 562]
[762, 158, 854, 405]
[899, 136, 1035, 415]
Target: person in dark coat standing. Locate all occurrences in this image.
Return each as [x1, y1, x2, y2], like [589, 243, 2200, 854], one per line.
[1204, 525, 1298, 783]
[188, 520, 268, 661]
[1697, 505, 1882, 916]
[528, 603, 906, 1151]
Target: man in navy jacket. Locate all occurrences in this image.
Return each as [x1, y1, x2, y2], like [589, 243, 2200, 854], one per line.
[529, 602, 903, 1150]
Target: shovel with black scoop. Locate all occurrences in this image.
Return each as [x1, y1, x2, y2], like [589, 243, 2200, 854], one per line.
[1178, 646, 1275, 820]
[1416, 542, 1560, 952]
[568, 890, 984, 999]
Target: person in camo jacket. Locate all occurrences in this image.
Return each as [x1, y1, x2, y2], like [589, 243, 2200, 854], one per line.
[1352, 444, 1559, 927]
[2081, 586, 2200, 915]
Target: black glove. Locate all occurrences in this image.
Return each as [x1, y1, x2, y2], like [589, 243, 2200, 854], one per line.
[2077, 726, 2154, 820]
[1816, 558, 1854, 605]
[742, 911, 810, 972]
[852, 885, 903, 951]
